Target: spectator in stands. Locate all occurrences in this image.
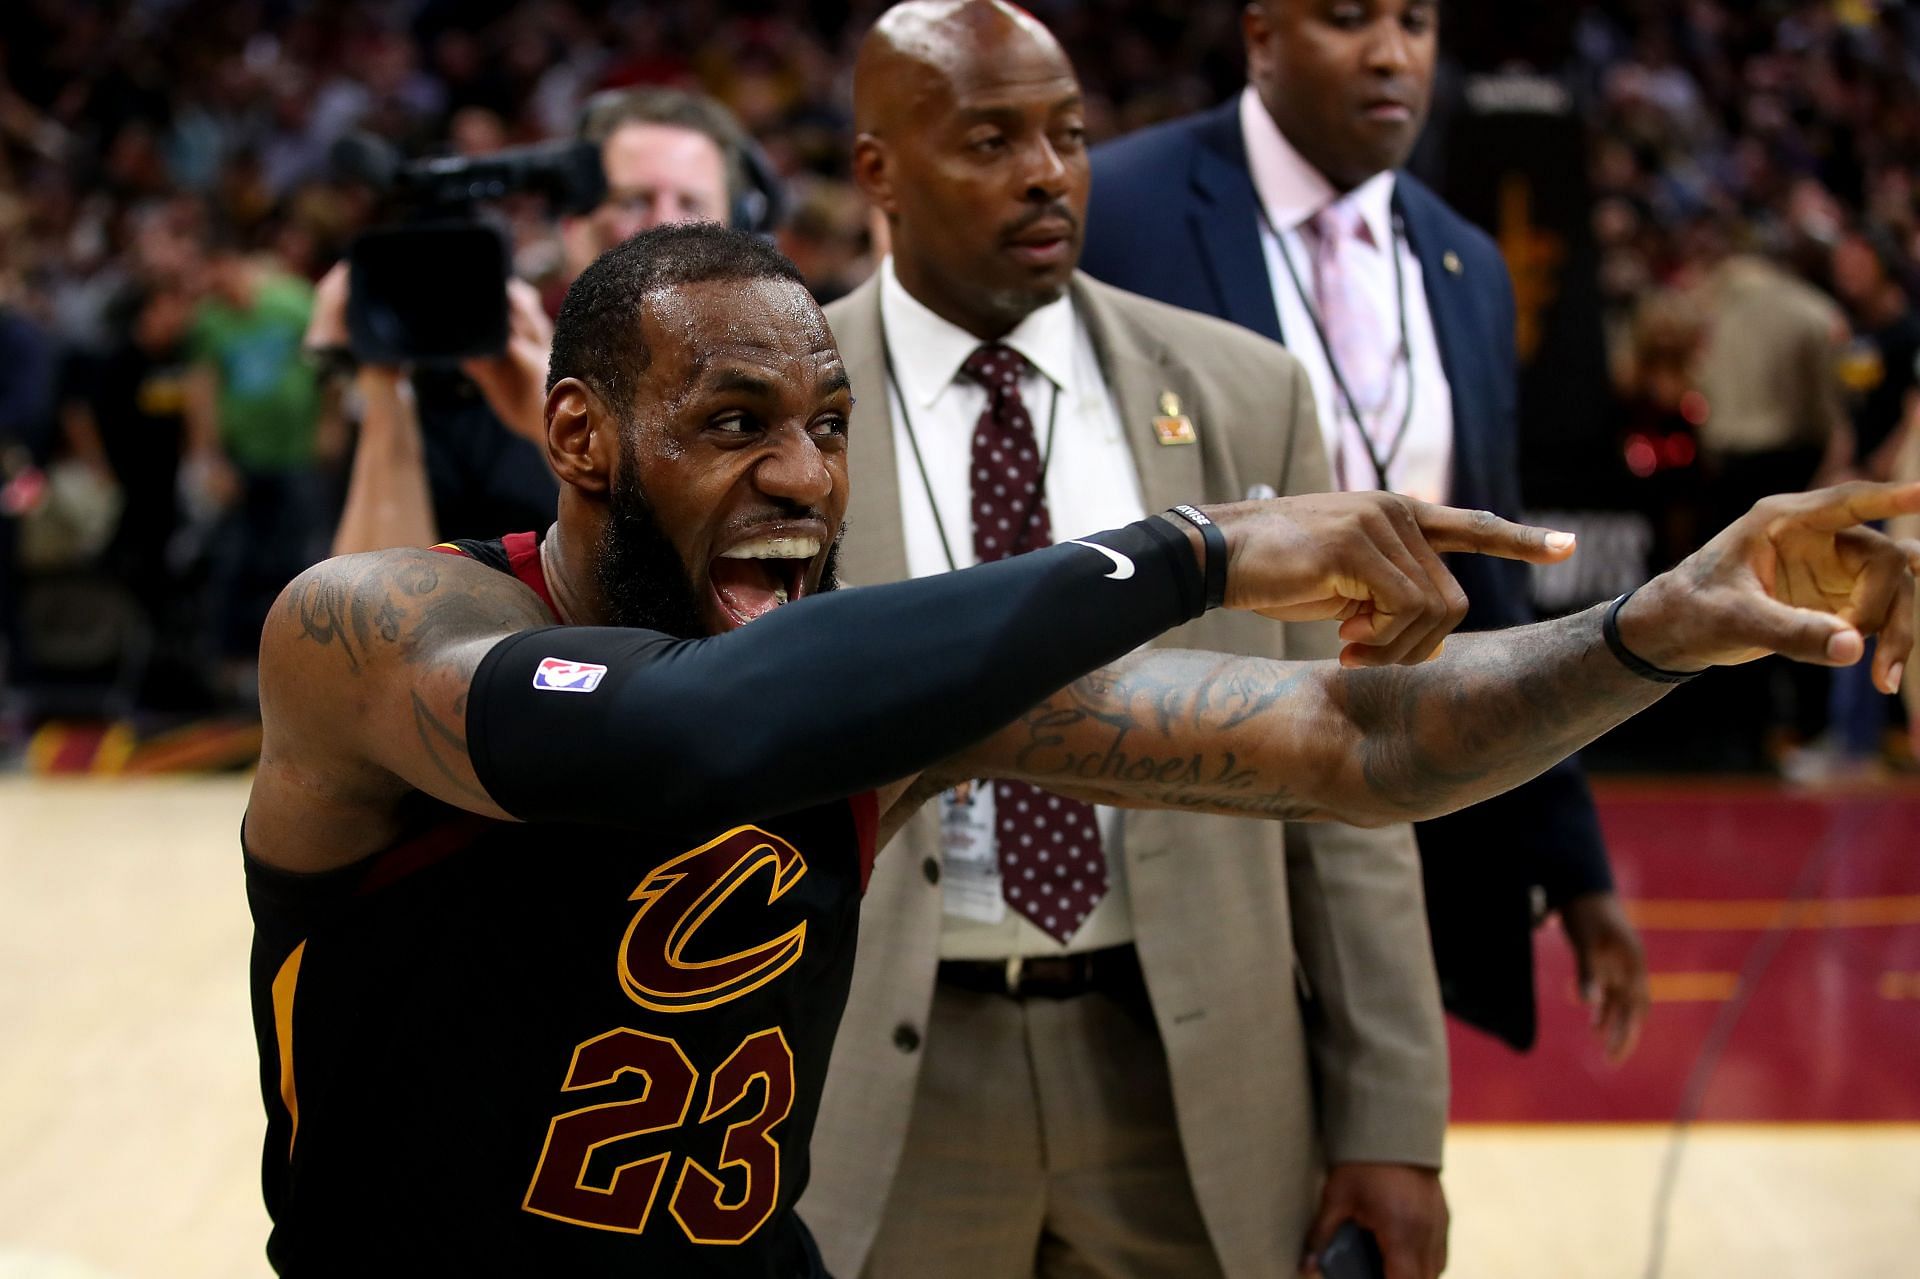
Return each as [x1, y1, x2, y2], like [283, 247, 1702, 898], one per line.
[1669, 212, 1851, 764]
[0, 208, 56, 467]
[1677, 213, 1850, 531]
[58, 282, 193, 618]
[0, 206, 61, 715]
[5, 0, 1920, 763]
[1803, 226, 1920, 772]
[185, 230, 336, 697]
[1832, 228, 1920, 486]
[1616, 289, 1710, 568]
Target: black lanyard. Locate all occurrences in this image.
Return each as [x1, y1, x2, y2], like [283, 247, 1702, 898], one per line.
[881, 332, 1063, 574]
[1266, 204, 1416, 492]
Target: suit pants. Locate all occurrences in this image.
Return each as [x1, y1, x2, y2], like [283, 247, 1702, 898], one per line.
[861, 978, 1225, 1279]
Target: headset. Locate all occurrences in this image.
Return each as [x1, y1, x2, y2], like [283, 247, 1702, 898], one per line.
[728, 137, 788, 239]
[576, 87, 789, 238]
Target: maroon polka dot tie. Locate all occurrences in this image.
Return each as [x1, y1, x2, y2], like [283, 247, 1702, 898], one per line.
[962, 343, 1109, 944]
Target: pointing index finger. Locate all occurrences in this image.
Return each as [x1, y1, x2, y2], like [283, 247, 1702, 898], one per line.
[1410, 501, 1577, 564]
[1765, 480, 1920, 532]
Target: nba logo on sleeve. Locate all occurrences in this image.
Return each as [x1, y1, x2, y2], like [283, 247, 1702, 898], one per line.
[533, 657, 609, 693]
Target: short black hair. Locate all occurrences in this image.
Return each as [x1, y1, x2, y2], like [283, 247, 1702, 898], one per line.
[547, 221, 806, 417]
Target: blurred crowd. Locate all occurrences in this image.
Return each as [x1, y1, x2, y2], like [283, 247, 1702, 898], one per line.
[1581, 0, 1920, 773]
[0, 0, 1915, 771]
[1590, 0, 1920, 497]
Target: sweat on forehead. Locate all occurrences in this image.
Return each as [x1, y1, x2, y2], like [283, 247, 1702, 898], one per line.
[547, 221, 807, 414]
[854, 0, 1065, 129]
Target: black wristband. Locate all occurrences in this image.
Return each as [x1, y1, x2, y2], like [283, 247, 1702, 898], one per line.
[1602, 589, 1702, 684]
[1164, 504, 1228, 612]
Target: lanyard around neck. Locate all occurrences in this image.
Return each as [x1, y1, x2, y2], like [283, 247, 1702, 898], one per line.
[881, 329, 1063, 575]
[1265, 203, 1416, 493]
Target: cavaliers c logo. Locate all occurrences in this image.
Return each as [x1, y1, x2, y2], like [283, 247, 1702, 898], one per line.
[618, 826, 808, 1013]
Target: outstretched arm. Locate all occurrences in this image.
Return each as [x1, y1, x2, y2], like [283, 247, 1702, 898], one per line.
[947, 608, 1658, 827]
[249, 518, 1213, 872]
[945, 483, 1920, 827]
[254, 494, 1577, 871]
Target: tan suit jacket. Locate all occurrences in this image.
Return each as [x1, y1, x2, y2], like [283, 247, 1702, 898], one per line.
[799, 272, 1448, 1279]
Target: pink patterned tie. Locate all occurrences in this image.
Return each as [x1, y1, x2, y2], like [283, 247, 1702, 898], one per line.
[1308, 200, 1393, 487]
[962, 343, 1108, 944]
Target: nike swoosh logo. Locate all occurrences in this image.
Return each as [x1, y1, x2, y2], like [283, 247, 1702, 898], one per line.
[1065, 540, 1135, 580]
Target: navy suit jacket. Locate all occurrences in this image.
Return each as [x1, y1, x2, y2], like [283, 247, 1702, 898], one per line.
[1084, 100, 1613, 1050]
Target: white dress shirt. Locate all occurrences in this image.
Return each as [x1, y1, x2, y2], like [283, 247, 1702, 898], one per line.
[1239, 85, 1456, 504]
[877, 256, 1144, 958]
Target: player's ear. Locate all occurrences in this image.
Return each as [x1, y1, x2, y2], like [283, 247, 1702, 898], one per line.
[851, 134, 899, 217]
[545, 376, 614, 495]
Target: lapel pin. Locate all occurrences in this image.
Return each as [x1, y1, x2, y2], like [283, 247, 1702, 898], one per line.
[1152, 389, 1198, 446]
[1443, 250, 1463, 276]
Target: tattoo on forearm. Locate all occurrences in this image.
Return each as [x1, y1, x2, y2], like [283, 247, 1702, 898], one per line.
[1016, 705, 1263, 788]
[988, 607, 1677, 828]
[1065, 655, 1305, 735]
[1339, 603, 1672, 819]
[997, 652, 1323, 821]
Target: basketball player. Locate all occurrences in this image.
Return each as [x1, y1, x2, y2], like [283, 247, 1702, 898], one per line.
[244, 222, 1918, 1275]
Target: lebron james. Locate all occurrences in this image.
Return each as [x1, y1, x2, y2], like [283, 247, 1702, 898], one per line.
[245, 223, 1918, 1275]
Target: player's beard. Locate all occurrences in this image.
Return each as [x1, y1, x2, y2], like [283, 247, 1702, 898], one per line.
[597, 444, 843, 639]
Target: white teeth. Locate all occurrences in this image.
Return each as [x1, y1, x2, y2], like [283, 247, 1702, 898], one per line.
[719, 536, 821, 561]
[772, 586, 789, 606]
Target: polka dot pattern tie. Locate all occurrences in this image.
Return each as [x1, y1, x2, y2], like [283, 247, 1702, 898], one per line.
[961, 343, 1108, 944]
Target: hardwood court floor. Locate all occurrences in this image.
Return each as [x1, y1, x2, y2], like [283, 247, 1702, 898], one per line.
[0, 777, 266, 1279]
[0, 776, 1914, 1278]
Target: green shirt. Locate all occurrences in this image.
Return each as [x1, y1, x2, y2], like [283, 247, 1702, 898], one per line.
[191, 273, 320, 473]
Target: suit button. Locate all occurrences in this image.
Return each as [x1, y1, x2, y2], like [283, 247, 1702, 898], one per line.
[892, 1023, 921, 1053]
[922, 857, 941, 885]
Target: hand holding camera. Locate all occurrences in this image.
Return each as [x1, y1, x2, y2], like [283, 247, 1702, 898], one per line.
[305, 262, 551, 444]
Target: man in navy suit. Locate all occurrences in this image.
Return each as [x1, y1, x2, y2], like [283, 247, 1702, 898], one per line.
[1082, 0, 1649, 1059]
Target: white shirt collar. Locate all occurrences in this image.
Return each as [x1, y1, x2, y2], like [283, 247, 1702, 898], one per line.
[1238, 84, 1397, 250]
[878, 256, 1080, 410]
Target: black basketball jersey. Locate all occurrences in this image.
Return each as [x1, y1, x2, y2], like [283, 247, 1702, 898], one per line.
[247, 532, 879, 1276]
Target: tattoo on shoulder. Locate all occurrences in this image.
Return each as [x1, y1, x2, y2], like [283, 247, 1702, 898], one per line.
[411, 690, 489, 805]
[284, 551, 543, 676]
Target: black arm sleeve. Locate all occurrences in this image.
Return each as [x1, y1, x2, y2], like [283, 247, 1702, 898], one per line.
[467, 516, 1202, 830]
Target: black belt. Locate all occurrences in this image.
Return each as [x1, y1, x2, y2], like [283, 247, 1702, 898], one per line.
[936, 943, 1143, 1000]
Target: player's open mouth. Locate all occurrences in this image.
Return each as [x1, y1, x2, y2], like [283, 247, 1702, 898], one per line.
[710, 535, 820, 627]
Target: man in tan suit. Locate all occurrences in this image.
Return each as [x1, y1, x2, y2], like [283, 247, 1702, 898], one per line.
[800, 4, 1448, 1276]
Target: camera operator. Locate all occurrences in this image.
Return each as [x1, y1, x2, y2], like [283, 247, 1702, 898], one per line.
[560, 87, 765, 283]
[313, 263, 558, 557]
[326, 87, 779, 557]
